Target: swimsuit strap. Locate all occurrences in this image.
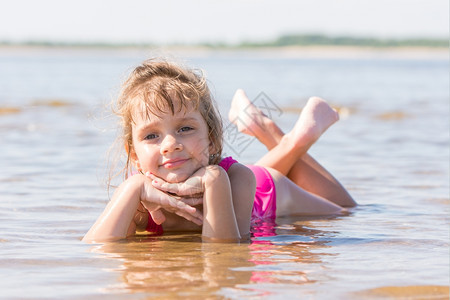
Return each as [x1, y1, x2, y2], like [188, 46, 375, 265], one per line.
[218, 156, 238, 172]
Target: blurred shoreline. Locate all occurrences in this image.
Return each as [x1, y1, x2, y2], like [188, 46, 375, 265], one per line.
[0, 44, 447, 60]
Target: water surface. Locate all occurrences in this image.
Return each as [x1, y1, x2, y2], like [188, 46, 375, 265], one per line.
[0, 47, 448, 299]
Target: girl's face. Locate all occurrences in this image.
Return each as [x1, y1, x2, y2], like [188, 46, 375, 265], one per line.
[130, 99, 212, 183]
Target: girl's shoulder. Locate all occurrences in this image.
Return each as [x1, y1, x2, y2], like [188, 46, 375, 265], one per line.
[218, 156, 254, 182]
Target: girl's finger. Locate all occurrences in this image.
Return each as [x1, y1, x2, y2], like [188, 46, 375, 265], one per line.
[152, 179, 180, 194]
[164, 196, 197, 215]
[159, 198, 202, 224]
[174, 211, 203, 226]
[145, 172, 156, 180]
[150, 209, 166, 225]
[168, 198, 202, 219]
[180, 197, 203, 206]
[147, 172, 179, 193]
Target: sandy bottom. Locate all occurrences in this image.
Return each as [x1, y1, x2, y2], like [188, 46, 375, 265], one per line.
[354, 285, 449, 299]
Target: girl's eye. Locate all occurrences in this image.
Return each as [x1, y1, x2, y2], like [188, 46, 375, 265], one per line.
[144, 133, 158, 140]
[179, 126, 193, 133]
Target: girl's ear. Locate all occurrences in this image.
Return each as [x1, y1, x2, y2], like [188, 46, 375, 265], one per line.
[208, 142, 220, 163]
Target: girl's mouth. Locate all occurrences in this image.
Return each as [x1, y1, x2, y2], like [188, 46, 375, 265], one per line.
[162, 158, 189, 169]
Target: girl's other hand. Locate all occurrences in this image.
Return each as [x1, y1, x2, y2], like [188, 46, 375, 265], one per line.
[146, 172, 205, 198]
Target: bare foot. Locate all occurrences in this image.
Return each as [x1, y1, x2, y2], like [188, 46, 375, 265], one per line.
[288, 97, 339, 146]
[228, 89, 283, 148]
[228, 89, 264, 136]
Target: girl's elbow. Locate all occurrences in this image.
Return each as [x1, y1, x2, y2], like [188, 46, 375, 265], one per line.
[204, 165, 229, 187]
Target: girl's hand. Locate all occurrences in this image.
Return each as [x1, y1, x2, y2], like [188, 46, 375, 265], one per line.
[146, 171, 205, 197]
[140, 178, 203, 226]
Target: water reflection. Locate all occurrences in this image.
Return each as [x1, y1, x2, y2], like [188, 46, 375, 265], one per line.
[88, 217, 339, 298]
[90, 235, 254, 296]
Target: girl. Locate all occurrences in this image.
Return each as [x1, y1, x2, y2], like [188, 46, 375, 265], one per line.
[83, 59, 356, 243]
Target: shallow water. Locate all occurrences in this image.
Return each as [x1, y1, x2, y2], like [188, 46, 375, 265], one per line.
[0, 47, 448, 299]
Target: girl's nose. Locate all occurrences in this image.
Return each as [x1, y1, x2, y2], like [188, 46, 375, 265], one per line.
[160, 134, 183, 154]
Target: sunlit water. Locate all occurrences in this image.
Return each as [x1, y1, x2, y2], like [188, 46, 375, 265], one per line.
[0, 47, 448, 299]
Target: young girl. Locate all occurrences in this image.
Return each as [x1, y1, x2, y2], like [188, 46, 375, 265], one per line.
[83, 59, 356, 243]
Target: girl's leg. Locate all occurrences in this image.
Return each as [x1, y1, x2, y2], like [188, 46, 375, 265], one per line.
[266, 167, 345, 216]
[229, 89, 356, 207]
[229, 89, 339, 173]
[285, 154, 356, 207]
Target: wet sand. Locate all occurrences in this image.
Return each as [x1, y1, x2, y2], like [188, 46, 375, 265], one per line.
[355, 285, 449, 299]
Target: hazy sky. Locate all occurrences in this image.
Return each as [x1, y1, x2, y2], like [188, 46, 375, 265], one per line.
[1, 0, 448, 44]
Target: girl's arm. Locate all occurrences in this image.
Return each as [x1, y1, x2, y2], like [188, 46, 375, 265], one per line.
[82, 174, 202, 243]
[225, 163, 256, 239]
[201, 165, 241, 241]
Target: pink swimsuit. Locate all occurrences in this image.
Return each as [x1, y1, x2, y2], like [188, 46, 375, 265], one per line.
[219, 157, 277, 220]
[146, 156, 277, 235]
